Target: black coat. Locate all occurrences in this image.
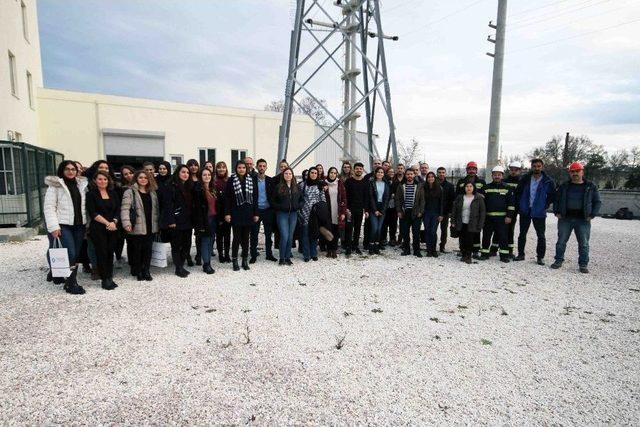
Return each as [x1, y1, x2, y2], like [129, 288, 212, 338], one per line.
[270, 183, 303, 212]
[224, 175, 259, 226]
[160, 182, 192, 230]
[440, 179, 456, 215]
[191, 181, 217, 235]
[368, 179, 391, 213]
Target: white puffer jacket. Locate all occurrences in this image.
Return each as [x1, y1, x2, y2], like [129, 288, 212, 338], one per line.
[43, 176, 88, 233]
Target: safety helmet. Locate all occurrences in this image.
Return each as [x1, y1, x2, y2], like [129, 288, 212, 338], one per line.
[508, 161, 522, 169]
[568, 162, 584, 172]
[492, 165, 505, 174]
[466, 161, 478, 169]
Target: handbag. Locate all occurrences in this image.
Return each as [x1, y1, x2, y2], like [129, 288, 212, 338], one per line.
[449, 224, 460, 239]
[49, 237, 71, 278]
[128, 188, 138, 227]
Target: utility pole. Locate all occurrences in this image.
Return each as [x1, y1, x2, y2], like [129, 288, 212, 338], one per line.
[277, 0, 399, 170]
[485, 0, 507, 180]
[562, 131, 570, 167]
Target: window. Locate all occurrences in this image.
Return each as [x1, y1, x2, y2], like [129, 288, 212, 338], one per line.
[0, 147, 17, 195]
[21, 1, 29, 42]
[231, 149, 248, 169]
[8, 51, 18, 97]
[198, 148, 216, 167]
[26, 71, 33, 109]
[170, 155, 184, 172]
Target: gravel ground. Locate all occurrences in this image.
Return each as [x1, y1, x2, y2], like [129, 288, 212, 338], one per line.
[0, 216, 639, 425]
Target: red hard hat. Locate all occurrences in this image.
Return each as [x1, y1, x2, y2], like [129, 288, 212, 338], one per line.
[568, 162, 584, 172]
[466, 161, 478, 169]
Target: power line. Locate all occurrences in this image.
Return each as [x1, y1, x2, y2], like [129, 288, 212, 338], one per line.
[508, 16, 640, 53]
[510, 0, 612, 29]
[508, 0, 574, 19]
[401, 0, 489, 38]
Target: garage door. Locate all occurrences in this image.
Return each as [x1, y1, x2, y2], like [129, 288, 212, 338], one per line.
[103, 129, 165, 157]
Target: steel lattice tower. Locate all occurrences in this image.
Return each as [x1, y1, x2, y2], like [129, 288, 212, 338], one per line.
[277, 0, 398, 169]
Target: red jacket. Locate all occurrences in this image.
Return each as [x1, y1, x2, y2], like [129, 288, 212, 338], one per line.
[324, 179, 348, 229]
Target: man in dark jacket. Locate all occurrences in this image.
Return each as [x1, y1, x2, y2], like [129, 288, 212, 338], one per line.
[551, 162, 601, 273]
[514, 159, 556, 265]
[344, 162, 369, 255]
[250, 159, 276, 263]
[480, 166, 515, 263]
[437, 167, 456, 252]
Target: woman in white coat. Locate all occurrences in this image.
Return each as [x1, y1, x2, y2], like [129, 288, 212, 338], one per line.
[44, 160, 89, 294]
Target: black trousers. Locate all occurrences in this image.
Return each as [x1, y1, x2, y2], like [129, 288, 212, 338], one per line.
[128, 234, 153, 274]
[482, 217, 509, 258]
[232, 224, 251, 259]
[169, 229, 192, 270]
[346, 207, 364, 250]
[459, 224, 477, 257]
[115, 230, 126, 260]
[438, 216, 450, 249]
[400, 209, 421, 253]
[382, 208, 397, 242]
[90, 224, 118, 280]
[363, 216, 371, 248]
[327, 223, 340, 251]
[250, 208, 274, 258]
[217, 221, 231, 258]
[518, 214, 546, 258]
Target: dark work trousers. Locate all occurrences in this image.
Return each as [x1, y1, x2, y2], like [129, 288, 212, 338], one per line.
[169, 228, 192, 271]
[89, 224, 118, 280]
[459, 224, 477, 257]
[438, 216, 450, 250]
[363, 216, 371, 248]
[232, 224, 251, 259]
[216, 221, 231, 259]
[381, 207, 397, 243]
[518, 214, 546, 259]
[481, 216, 509, 259]
[250, 208, 274, 258]
[400, 209, 421, 254]
[345, 208, 364, 250]
[128, 234, 154, 275]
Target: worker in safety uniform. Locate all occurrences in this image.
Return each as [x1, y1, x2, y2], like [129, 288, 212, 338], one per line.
[480, 165, 514, 263]
[501, 161, 522, 258]
[456, 161, 486, 257]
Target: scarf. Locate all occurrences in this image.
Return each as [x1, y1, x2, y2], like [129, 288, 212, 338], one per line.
[232, 174, 253, 206]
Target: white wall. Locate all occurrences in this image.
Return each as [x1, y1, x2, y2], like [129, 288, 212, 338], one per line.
[37, 88, 316, 173]
[0, 0, 42, 144]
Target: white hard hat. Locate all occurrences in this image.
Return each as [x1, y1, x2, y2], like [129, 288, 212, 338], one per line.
[508, 161, 522, 169]
[492, 165, 505, 174]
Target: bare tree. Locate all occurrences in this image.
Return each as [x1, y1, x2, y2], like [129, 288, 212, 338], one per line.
[265, 96, 329, 125]
[397, 138, 421, 166]
[606, 149, 630, 189]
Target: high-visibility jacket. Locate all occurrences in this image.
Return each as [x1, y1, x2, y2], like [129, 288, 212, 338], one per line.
[504, 174, 520, 192]
[483, 181, 515, 218]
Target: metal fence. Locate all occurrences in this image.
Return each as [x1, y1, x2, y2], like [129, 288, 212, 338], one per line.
[0, 141, 64, 227]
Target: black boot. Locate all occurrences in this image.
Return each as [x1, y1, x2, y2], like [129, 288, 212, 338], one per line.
[242, 258, 250, 271]
[266, 253, 278, 262]
[137, 272, 145, 281]
[186, 256, 194, 267]
[101, 278, 116, 290]
[232, 258, 240, 271]
[219, 253, 225, 264]
[224, 254, 231, 263]
[203, 263, 215, 274]
[143, 269, 153, 281]
[175, 267, 189, 278]
[63, 268, 85, 295]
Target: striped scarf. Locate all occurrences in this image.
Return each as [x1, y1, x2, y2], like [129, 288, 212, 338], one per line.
[232, 174, 253, 206]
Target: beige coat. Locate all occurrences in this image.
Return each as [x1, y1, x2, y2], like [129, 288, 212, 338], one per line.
[120, 184, 159, 235]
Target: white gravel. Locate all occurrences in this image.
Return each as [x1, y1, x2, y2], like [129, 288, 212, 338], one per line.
[0, 216, 639, 425]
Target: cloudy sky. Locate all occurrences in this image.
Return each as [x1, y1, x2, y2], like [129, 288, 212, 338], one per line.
[38, 0, 640, 167]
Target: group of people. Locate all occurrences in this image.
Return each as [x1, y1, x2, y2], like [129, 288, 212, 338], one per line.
[43, 155, 601, 295]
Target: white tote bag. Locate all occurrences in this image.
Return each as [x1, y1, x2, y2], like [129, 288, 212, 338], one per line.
[49, 238, 71, 278]
[151, 236, 171, 268]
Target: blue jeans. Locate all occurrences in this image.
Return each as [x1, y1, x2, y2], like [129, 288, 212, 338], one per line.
[369, 212, 386, 244]
[200, 215, 217, 265]
[554, 217, 591, 266]
[47, 224, 85, 266]
[423, 212, 439, 252]
[276, 211, 297, 260]
[301, 224, 318, 260]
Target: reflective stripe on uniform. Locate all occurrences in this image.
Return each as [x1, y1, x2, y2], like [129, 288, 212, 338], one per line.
[485, 188, 509, 194]
[480, 249, 490, 254]
[487, 212, 506, 216]
[507, 206, 515, 210]
[499, 249, 510, 254]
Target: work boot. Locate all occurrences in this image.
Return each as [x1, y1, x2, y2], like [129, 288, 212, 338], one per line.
[489, 248, 498, 257]
[472, 252, 481, 260]
[203, 263, 215, 274]
[463, 255, 472, 264]
[242, 258, 250, 271]
[500, 256, 510, 263]
[354, 248, 362, 255]
[579, 265, 589, 274]
[426, 251, 433, 258]
[479, 253, 490, 261]
[63, 268, 86, 295]
[513, 254, 525, 261]
[432, 250, 439, 258]
[414, 251, 423, 258]
[550, 261, 563, 269]
[232, 258, 240, 271]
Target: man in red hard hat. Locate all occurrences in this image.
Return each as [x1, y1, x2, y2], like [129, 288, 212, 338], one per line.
[456, 161, 486, 257]
[551, 161, 601, 273]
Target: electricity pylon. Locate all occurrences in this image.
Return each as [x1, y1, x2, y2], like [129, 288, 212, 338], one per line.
[485, 0, 507, 179]
[277, 0, 399, 169]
